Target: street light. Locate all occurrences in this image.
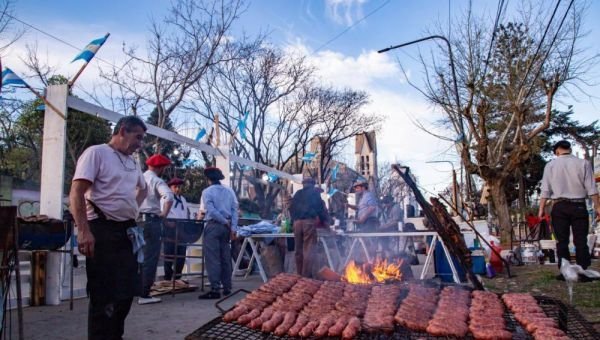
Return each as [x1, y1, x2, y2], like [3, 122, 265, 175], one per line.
[426, 160, 460, 216]
[378, 35, 462, 132]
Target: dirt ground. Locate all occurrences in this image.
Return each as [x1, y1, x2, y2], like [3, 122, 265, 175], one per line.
[481, 258, 600, 332]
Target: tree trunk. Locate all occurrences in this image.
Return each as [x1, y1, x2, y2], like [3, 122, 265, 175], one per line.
[489, 178, 512, 245]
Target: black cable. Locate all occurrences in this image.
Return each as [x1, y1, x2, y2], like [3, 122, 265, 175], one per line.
[518, 0, 562, 92]
[524, 0, 574, 99]
[5, 13, 114, 67]
[481, 0, 505, 80]
[314, 0, 392, 53]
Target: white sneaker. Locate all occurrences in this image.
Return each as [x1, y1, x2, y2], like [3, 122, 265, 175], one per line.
[138, 296, 162, 305]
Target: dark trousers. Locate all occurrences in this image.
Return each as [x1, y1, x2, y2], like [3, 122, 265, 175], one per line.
[139, 217, 162, 297]
[552, 201, 591, 269]
[162, 223, 187, 280]
[293, 219, 318, 278]
[204, 221, 232, 291]
[86, 219, 138, 340]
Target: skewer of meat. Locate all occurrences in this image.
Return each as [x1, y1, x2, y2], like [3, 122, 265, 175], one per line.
[298, 320, 319, 338]
[223, 305, 248, 322]
[313, 314, 337, 337]
[237, 308, 261, 325]
[261, 311, 285, 333]
[247, 307, 274, 329]
[328, 315, 350, 337]
[273, 311, 297, 336]
[287, 314, 309, 337]
[341, 316, 361, 340]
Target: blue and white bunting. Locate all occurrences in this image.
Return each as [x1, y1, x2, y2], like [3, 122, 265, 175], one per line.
[195, 128, 206, 142]
[2, 68, 27, 87]
[328, 187, 338, 196]
[72, 35, 109, 63]
[302, 152, 316, 163]
[266, 172, 278, 182]
[182, 159, 197, 167]
[237, 111, 249, 140]
[331, 163, 340, 181]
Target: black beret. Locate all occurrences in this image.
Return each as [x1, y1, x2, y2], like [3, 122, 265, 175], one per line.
[552, 140, 571, 153]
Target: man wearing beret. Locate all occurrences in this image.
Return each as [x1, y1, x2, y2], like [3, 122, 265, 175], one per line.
[69, 116, 148, 339]
[161, 177, 189, 282]
[198, 167, 238, 299]
[138, 154, 174, 304]
[539, 140, 600, 280]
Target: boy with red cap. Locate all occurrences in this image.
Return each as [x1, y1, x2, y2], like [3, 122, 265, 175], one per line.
[161, 177, 189, 282]
[138, 154, 174, 304]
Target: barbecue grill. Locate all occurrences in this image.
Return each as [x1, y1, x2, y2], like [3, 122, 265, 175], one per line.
[185, 289, 599, 340]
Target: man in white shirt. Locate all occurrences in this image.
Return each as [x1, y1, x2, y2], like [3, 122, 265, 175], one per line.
[539, 140, 600, 277]
[138, 154, 173, 304]
[69, 116, 148, 339]
[161, 177, 189, 281]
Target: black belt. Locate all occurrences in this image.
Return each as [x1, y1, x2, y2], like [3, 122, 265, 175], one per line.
[139, 212, 160, 221]
[554, 198, 586, 203]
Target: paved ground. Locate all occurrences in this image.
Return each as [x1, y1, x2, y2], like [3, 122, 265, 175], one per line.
[7, 276, 263, 340]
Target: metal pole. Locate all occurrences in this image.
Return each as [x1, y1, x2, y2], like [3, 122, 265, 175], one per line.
[378, 35, 463, 137]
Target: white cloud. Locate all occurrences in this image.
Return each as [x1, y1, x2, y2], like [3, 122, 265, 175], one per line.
[287, 40, 459, 194]
[325, 0, 368, 26]
[2, 21, 145, 92]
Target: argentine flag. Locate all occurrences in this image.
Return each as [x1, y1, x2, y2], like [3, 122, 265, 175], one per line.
[72, 34, 109, 63]
[2, 68, 27, 87]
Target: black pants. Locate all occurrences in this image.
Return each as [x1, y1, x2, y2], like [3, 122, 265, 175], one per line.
[162, 224, 187, 280]
[552, 201, 591, 269]
[86, 219, 138, 340]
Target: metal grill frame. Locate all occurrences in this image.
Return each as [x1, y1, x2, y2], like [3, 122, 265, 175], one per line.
[187, 289, 599, 340]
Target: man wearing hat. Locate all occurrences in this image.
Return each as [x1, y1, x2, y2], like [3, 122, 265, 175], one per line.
[161, 178, 189, 282]
[539, 140, 600, 279]
[347, 180, 379, 232]
[138, 154, 174, 304]
[69, 116, 148, 339]
[289, 177, 330, 278]
[199, 166, 238, 299]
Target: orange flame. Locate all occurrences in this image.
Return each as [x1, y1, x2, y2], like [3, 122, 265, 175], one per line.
[343, 258, 403, 284]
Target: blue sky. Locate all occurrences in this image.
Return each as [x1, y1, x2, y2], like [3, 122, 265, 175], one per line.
[5, 0, 600, 194]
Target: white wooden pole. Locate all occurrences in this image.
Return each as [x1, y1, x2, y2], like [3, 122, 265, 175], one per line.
[39, 84, 69, 305]
[215, 145, 231, 187]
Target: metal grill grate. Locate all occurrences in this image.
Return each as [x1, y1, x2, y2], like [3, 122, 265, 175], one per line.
[187, 295, 599, 340]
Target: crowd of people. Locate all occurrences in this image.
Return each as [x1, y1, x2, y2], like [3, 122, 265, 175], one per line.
[68, 116, 415, 339]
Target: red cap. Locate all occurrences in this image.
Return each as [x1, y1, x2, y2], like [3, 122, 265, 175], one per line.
[167, 177, 184, 186]
[146, 154, 172, 167]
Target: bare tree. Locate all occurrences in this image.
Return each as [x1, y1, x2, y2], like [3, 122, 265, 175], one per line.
[101, 0, 244, 153]
[406, 1, 592, 242]
[187, 43, 316, 216]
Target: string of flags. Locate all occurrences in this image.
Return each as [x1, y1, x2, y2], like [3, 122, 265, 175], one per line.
[195, 128, 206, 142]
[302, 151, 316, 163]
[331, 163, 339, 181]
[2, 68, 27, 87]
[237, 111, 249, 140]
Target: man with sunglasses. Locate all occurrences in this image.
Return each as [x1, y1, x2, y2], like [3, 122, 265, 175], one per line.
[70, 116, 148, 340]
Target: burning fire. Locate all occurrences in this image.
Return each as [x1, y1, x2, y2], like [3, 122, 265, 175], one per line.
[343, 258, 403, 284]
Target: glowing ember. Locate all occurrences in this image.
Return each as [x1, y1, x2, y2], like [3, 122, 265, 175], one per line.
[343, 258, 403, 284]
